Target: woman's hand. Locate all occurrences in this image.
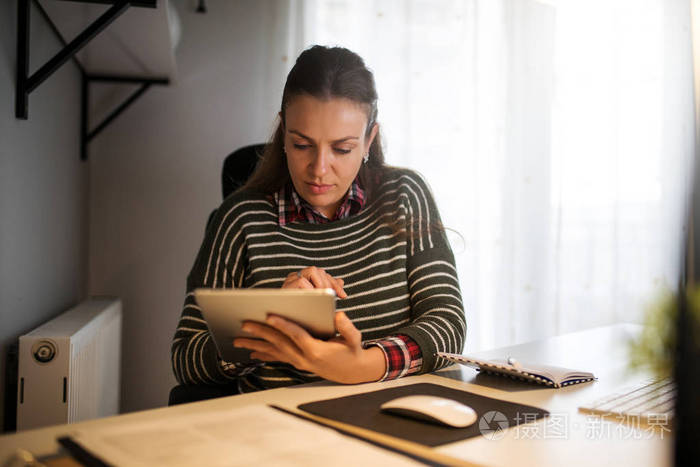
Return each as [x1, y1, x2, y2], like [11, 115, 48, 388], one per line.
[233, 312, 386, 384]
[283, 266, 347, 298]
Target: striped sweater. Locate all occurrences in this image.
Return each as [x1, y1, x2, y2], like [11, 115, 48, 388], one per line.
[172, 167, 466, 393]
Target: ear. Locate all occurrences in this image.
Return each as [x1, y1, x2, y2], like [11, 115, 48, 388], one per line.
[366, 122, 378, 149]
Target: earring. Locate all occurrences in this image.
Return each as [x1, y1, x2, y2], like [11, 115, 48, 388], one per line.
[363, 153, 369, 164]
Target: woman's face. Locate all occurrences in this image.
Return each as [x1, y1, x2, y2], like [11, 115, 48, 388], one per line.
[283, 95, 377, 219]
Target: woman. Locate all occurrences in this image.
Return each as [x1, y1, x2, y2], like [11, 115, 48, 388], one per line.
[172, 45, 465, 396]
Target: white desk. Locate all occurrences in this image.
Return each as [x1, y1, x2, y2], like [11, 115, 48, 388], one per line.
[0, 323, 672, 466]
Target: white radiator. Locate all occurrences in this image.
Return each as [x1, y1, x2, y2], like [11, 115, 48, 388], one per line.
[16, 297, 122, 431]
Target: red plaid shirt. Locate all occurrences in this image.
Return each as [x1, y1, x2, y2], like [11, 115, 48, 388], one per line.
[275, 179, 423, 381]
[274, 178, 365, 225]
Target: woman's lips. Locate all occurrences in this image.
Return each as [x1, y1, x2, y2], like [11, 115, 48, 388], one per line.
[306, 183, 334, 195]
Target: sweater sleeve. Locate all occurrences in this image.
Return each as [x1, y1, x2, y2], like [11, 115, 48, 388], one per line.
[171, 197, 262, 386]
[392, 170, 467, 372]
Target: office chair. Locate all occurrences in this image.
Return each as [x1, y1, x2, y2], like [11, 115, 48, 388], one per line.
[203, 143, 266, 232]
[169, 143, 264, 407]
[221, 143, 266, 199]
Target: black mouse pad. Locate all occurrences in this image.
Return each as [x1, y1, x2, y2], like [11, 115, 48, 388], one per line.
[297, 383, 549, 447]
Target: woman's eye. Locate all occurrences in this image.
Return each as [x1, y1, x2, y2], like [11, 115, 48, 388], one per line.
[334, 148, 352, 155]
[293, 144, 310, 150]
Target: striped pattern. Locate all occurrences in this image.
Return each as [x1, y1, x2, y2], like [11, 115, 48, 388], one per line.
[172, 167, 466, 392]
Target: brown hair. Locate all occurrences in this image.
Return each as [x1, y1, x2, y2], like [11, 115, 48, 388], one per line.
[243, 45, 387, 200]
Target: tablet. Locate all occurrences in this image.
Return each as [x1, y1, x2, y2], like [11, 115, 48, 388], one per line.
[193, 288, 337, 363]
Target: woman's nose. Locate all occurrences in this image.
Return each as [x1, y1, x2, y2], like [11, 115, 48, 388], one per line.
[309, 147, 330, 176]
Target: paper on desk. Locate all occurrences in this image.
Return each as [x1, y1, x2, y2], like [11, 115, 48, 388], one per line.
[62, 405, 418, 466]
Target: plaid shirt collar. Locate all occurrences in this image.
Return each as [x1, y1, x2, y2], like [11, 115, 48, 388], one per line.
[275, 178, 365, 226]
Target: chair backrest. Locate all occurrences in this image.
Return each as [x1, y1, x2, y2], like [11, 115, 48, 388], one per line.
[221, 144, 266, 199]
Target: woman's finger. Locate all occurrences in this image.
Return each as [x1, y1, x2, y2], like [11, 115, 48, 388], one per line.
[283, 271, 297, 287]
[305, 266, 330, 289]
[283, 271, 314, 289]
[295, 277, 315, 289]
[326, 273, 347, 298]
[238, 321, 304, 363]
[233, 337, 276, 353]
[233, 337, 288, 363]
[249, 351, 277, 362]
[265, 315, 316, 354]
[334, 312, 361, 349]
[287, 268, 347, 298]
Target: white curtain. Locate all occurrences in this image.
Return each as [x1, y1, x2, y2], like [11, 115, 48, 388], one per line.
[270, 0, 696, 352]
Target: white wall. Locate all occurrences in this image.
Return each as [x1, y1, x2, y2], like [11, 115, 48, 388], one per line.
[0, 1, 86, 429]
[88, 0, 288, 413]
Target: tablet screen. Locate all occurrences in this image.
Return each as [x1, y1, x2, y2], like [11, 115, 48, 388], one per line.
[194, 288, 337, 363]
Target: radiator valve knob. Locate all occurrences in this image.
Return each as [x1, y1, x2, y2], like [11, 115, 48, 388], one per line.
[33, 341, 56, 363]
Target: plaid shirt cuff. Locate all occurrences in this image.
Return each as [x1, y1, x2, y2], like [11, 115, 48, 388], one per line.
[364, 334, 423, 381]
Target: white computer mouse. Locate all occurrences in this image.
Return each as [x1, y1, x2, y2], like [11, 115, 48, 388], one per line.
[380, 395, 478, 428]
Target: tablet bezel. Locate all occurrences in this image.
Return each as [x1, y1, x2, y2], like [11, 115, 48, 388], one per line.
[193, 288, 338, 363]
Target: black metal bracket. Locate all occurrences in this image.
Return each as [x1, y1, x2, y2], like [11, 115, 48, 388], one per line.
[15, 0, 157, 120]
[16, 0, 169, 161]
[81, 74, 168, 160]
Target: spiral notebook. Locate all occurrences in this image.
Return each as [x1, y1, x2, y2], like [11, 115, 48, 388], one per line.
[437, 352, 595, 388]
